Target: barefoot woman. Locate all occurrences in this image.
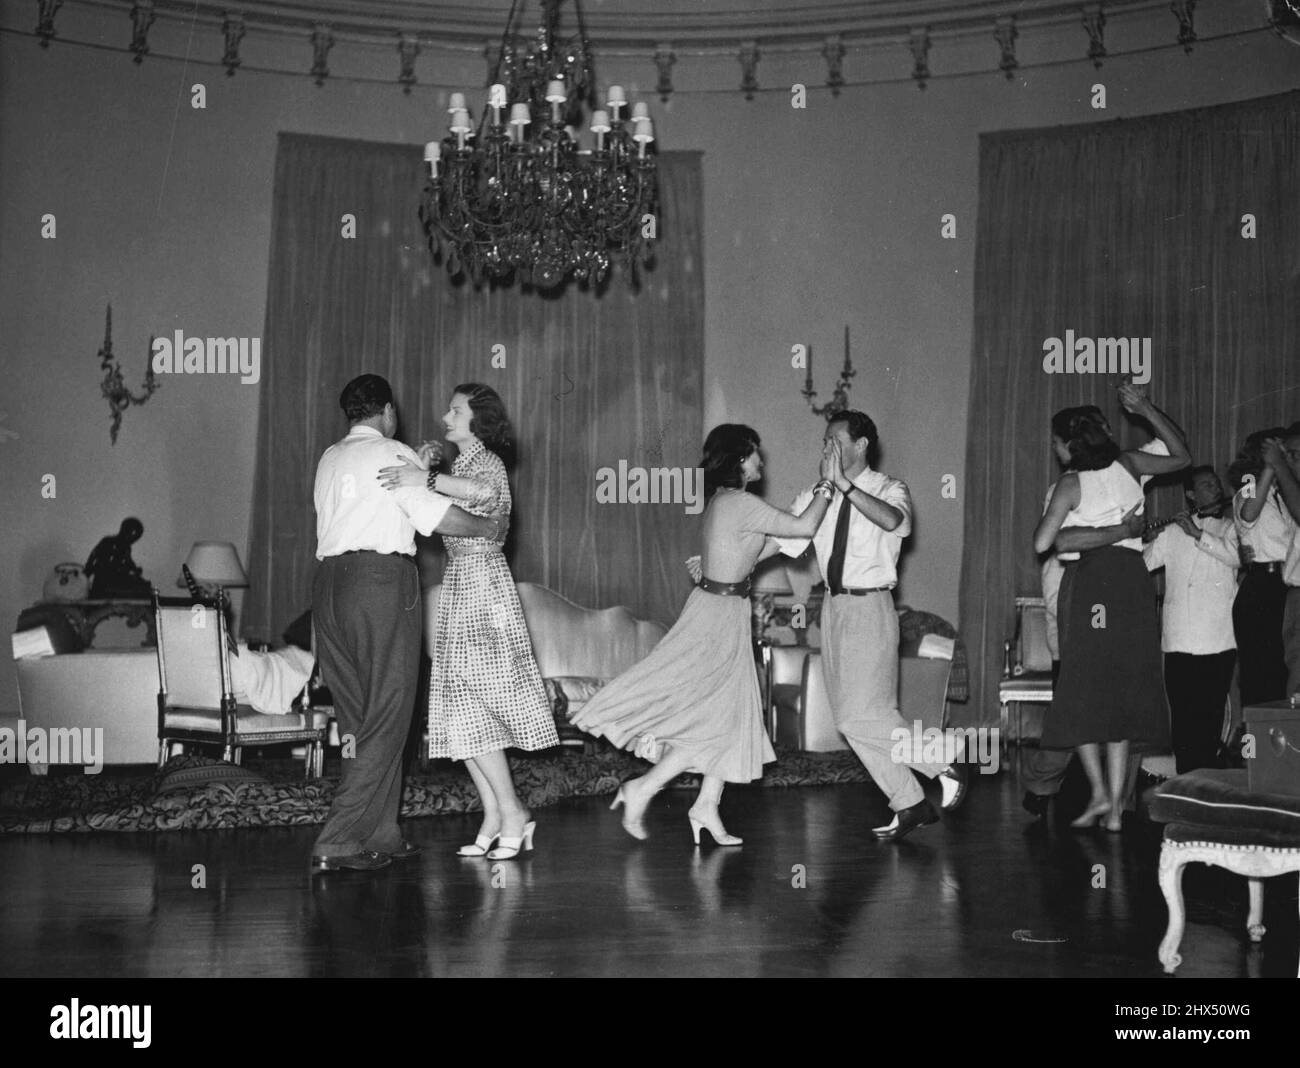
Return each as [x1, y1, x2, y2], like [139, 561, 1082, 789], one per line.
[379, 383, 559, 860]
[572, 424, 835, 844]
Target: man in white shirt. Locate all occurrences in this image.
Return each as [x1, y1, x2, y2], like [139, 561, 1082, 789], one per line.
[1143, 466, 1238, 773]
[311, 374, 501, 872]
[778, 411, 964, 842]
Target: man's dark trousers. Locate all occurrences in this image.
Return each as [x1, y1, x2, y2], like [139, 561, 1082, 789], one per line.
[312, 552, 422, 858]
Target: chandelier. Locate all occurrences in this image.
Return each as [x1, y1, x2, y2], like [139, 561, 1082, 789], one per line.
[419, 0, 658, 290]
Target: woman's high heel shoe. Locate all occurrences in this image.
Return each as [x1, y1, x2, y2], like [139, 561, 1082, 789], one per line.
[1069, 799, 1112, 829]
[456, 833, 500, 857]
[610, 786, 649, 841]
[486, 821, 535, 860]
[688, 808, 743, 847]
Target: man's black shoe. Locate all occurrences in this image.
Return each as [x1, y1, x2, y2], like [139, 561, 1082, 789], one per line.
[1022, 791, 1051, 818]
[387, 841, 422, 861]
[310, 850, 391, 872]
[872, 799, 940, 842]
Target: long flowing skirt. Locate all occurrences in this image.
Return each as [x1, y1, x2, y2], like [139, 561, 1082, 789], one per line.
[571, 588, 775, 783]
[428, 549, 559, 760]
[1041, 546, 1170, 749]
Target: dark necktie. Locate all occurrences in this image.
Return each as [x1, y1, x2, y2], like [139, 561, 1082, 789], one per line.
[826, 492, 853, 595]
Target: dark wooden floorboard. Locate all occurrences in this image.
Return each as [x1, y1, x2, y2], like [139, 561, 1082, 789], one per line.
[1, 764, 1295, 978]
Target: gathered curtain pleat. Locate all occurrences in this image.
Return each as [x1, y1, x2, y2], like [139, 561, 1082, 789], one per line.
[959, 90, 1300, 728]
[244, 133, 704, 639]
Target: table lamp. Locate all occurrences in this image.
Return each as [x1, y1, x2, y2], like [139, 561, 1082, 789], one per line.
[177, 542, 249, 600]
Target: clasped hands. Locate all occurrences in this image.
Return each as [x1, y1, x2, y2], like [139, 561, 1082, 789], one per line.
[820, 438, 850, 492]
[376, 441, 444, 490]
[1261, 436, 1296, 475]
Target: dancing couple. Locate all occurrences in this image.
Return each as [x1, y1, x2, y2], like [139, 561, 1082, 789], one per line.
[576, 411, 968, 845]
[310, 375, 555, 872]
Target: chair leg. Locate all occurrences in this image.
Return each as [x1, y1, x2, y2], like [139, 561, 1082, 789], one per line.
[223, 744, 234, 763]
[1157, 842, 1187, 974]
[1246, 878, 1266, 943]
[158, 741, 168, 768]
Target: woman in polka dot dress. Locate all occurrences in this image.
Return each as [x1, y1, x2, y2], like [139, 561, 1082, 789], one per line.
[379, 383, 557, 860]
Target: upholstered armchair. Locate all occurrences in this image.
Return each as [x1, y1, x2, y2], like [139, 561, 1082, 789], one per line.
[154, 593, 327, 777]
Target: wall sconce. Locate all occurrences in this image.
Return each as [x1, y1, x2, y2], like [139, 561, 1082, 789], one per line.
[801, 324, 856, 420]
[98, 304, 160, 445]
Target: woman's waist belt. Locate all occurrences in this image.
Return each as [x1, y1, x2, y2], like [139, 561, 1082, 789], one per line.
[446, 542, 504, 559]
[698, 576, 752, 597]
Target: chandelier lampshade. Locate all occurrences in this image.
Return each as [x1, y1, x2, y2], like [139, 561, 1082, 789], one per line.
[419, 0, 659, 290]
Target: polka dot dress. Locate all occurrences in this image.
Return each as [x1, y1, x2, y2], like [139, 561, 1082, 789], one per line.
[427, 440, 559, 760]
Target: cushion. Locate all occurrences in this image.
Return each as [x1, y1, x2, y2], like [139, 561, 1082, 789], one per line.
[154, 754, 268, 795]
[162, 707, 318, 734]
[1162, 822, 1300, 852]
[998, 673, 1053, 698]
[1149, 769, 1300, 845]
[544, 676, 606, 709]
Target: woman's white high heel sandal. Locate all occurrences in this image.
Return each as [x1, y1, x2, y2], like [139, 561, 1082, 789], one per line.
[456, 833, 500, 857]
[486, 821, 535, 860]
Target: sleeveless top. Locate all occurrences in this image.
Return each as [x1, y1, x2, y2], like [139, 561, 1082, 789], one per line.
[1064, 461, 1144, 552]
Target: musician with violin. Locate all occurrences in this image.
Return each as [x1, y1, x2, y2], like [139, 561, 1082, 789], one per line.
[1142, 466, 1239, 773]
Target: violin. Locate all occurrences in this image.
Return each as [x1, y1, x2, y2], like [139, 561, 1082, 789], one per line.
[1142, 500, 1229, 536]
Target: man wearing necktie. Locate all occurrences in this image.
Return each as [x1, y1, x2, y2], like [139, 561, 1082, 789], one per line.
[777, 410, 966, 841]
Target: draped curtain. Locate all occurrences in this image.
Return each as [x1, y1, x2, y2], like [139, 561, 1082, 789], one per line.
[244, 133, 704, 638]
[959, 90, 1300, 728]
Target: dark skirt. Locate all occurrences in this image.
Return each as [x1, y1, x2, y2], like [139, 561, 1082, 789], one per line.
[1040, 546, 1170, 749]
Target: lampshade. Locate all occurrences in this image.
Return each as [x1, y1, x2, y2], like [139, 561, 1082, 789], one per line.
[177, 541, 249, 589]
[751, 562, 794, 596]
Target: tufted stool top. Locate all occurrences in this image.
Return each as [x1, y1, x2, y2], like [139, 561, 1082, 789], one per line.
[1149, 769, 1300, 849]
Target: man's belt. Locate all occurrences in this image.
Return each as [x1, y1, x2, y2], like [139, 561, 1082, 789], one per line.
[336, 549, 415, 561]
[828, 585, 892, 596]
[698, 576, 752, 597]
[1246, 561, 1283, 575]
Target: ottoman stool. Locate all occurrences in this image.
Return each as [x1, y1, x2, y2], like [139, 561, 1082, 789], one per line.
[1148, 769, 1300, 976]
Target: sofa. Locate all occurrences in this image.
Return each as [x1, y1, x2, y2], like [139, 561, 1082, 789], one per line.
[421, 581, 667, 745]
[12, 650, 160, 770]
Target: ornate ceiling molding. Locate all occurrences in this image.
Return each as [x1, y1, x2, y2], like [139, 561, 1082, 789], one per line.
[71, 0, 1170, 53]
[18, 0, 1275, 95]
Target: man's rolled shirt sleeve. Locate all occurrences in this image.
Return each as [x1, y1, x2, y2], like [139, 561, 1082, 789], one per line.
[881, 478, 913, 539]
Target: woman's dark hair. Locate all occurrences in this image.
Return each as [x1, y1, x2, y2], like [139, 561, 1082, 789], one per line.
[339, 374, 392, 423]
[1227, 427, 1289, 490]
[701, 424, 761, 498]
[452, 382, 514, 457]
[1050, 405, 1120, 471]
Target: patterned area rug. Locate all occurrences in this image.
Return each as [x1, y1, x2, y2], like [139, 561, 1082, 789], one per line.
[0, 747, 872, 834]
